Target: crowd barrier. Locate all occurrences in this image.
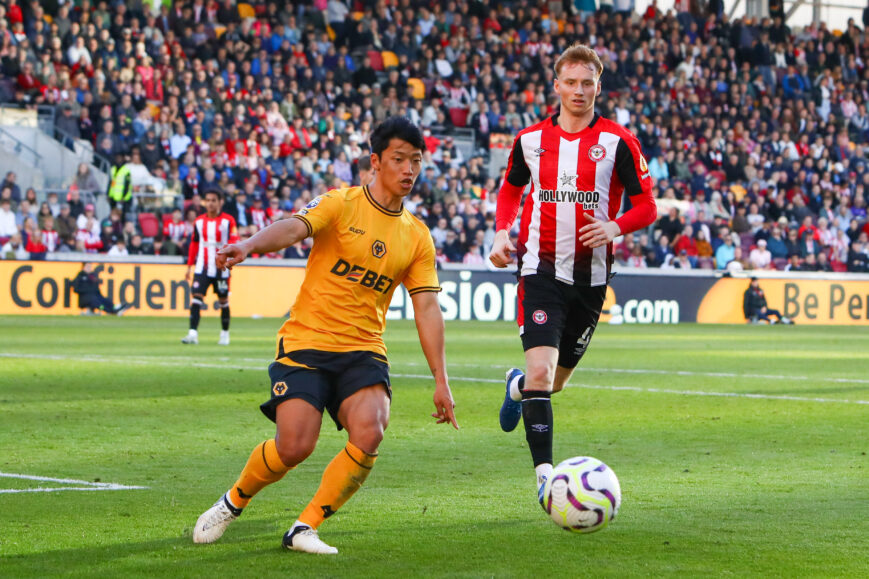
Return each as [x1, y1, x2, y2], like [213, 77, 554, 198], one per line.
[2, 256, 868, 325]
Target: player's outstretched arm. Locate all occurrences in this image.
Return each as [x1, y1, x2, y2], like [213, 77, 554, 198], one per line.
[217, 217, 309, 270]
[410, 291, 459, 429]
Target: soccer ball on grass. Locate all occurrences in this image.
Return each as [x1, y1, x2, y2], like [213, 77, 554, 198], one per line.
[542, 456, 621, 533]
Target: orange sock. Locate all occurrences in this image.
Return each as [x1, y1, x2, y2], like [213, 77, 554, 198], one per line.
[299, 441, 377, 529]
[227, 439, 292, 509]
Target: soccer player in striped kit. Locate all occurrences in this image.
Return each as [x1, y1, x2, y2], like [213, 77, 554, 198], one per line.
[489, 44, 658, 501]
[182, 189, 238, 346]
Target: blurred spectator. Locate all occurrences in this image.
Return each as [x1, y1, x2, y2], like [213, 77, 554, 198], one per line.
[1, 172, 20, 203]
[847, 241, 869, 272]
[1, 232, 27, 260]
[749, 239, 773, 270]
[743, 277, 792, 324]
[0, 198, 16, 243]
[72, 263, 128, 315]
[715, 234, 736, 270]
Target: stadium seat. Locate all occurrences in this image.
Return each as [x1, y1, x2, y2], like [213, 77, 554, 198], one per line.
[237, 3, 255, 19]
[161, 213, 173, 227]
[449, 107, 469, 128]
[352, 11, 364, 21]
[367, 50, 384, 71]
[773, 257, 788, 270]
[739, 232, 755, 249]
[407, 78, 426, 100]
[138, 212, 160, 239]
[382, 51, 399, 69]
[698, 257, 715, 269]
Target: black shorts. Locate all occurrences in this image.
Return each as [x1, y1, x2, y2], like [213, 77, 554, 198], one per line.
[518, 274, 607, 369]
[260, 349, 391, 430]
[191, 273, 229, 299]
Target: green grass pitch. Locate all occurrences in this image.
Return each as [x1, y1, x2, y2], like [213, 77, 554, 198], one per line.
[1, 316, 867, 578]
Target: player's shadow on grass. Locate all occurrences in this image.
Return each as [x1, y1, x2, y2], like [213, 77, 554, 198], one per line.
[1, 520, 315, 576]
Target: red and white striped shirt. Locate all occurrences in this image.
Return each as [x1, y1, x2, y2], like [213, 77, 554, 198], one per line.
[496, 114, 657, 287]
[187, 213, 239, 278]
[163, 219, 186, 244]
[250, 207, 269, 230]
[42, 229, 59, 252]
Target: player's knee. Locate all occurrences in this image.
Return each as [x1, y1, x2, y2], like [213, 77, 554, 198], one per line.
[275, 436, 316, 468]
[348, 420, 386, 454]
[524, 364, 555, 392]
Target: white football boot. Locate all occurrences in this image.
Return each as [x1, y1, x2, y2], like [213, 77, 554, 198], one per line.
[193, 494, 242, 544]
[181, 329, 199, 345]
[283, 522, 338, 554]
[218, 330, 230, 346]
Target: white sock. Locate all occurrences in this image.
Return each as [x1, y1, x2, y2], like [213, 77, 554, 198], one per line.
[220, 330, 229, 336]
[508, 373, 523, 401]
[535, 463, 553, 487]
[188, 329, 198, 337]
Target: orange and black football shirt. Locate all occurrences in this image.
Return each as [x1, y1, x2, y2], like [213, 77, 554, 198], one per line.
[276, 185, 440, 359]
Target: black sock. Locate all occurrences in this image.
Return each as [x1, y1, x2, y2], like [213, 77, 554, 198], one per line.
[221, 304, 230, 331]
[189, 301, 201, 330]
[521, 390, 553, 467]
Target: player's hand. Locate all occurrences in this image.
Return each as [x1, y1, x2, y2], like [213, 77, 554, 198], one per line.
[488, 230, 516, 268]
[217, 243, 249, 270]
[579, 213, 621, 248]
[184, 266, 192, 282]
[431, 383, 459, 429]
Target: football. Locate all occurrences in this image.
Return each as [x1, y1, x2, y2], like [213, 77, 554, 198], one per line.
[542, 456, 621, 533]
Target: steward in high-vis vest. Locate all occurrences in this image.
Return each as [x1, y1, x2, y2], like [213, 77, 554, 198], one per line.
[108, 152, 132, 221]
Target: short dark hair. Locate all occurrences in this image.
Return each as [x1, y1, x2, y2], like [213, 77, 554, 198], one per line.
[203, 188, 224, 201]
[369, 116, 426, 157]
[357, 156, 372, 172]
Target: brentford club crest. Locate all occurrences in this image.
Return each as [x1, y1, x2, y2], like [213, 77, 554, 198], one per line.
[588, 144, 607, 162]
[532, 310, 548, 324]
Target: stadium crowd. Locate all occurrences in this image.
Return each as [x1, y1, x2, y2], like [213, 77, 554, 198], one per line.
[1, 0, 869, 272]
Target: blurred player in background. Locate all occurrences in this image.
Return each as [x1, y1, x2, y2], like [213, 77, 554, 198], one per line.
[193, 117, 458, 554]
[357, 155, 375, 186]
[182, 189, 238, 345]
[489, 44, 658, 502]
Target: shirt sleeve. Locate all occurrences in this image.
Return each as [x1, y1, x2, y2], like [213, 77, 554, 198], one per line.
[187, 222, 200, 266]
[495, 135, 531, 231]
[402, 232, 441, 295]
[290, 192, 342, 238]
[613, 134, 658, 235]
[227, 215, 239, 243]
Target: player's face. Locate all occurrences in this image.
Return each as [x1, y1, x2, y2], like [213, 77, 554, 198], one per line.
[554, 61, 601, 118]
[204, 193, 222, 216]
[371, 139, 423, 197]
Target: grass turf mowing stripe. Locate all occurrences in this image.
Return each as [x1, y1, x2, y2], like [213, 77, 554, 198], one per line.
[2, 352, 867, 406]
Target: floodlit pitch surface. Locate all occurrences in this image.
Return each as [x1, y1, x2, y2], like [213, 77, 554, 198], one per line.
[1, 316, 866, 577]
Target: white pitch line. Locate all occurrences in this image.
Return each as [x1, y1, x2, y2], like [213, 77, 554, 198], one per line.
[388, 373, 869, 405]
[5, 352, 869, 386]
[0, 472, 148, 494]
[0, 486, 144, 494]
[2, 353, 867, 406]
